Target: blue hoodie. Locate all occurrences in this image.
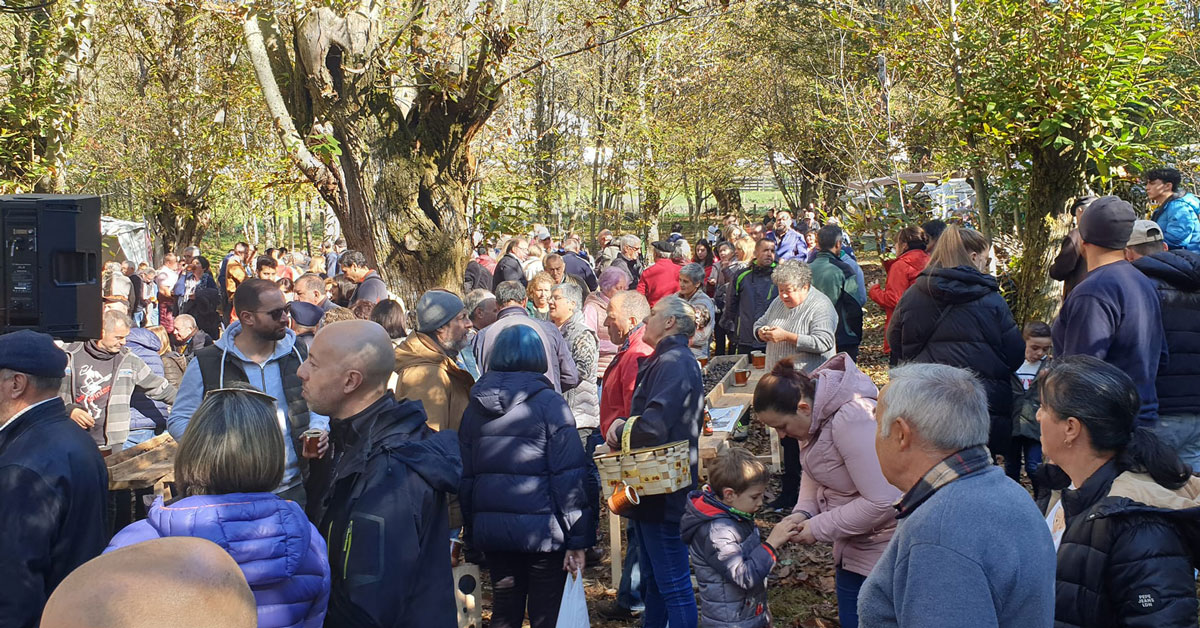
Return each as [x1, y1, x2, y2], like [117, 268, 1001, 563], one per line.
[107, 493, 330, 628]
[167, 322, 329, 490]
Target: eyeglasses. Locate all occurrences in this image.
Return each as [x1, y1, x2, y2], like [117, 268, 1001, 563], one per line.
[247, 307, 289, 320]
[203, 387, 278, 403]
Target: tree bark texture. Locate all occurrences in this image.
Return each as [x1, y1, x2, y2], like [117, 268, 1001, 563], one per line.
[1011, 139, 1085, 324]
[244, 5, 507, 303]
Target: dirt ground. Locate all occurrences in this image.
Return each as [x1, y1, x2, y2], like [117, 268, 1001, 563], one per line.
[476, 257, 891, 628]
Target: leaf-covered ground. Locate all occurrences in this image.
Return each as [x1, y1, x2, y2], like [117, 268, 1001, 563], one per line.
[477, 256, 890, 627]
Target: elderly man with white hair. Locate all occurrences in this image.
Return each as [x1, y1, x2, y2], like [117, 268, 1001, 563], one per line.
[606, 294, 703, 628]
[678, 262, 716, 359]
[857, 363, 1056, 628]
[611, 234, 644, 285]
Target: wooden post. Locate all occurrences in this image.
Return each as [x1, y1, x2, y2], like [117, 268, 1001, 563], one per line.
[609, 509, 622, 589]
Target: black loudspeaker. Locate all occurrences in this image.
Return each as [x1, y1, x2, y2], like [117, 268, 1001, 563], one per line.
[1, 194, 101, 340]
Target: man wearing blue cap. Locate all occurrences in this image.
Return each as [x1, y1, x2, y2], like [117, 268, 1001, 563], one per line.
[289, 300, 325, 350]
[0, 330, 108, 628]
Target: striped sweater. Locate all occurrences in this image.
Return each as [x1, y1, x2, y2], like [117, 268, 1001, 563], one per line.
[752, 290, 837, 373]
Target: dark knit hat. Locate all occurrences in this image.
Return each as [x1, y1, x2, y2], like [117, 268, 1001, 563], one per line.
[651, 240, 673, 254]
[416, 290, 465, 333]
[1079, 195, 1135, 250]
[0, 330, 68, 378]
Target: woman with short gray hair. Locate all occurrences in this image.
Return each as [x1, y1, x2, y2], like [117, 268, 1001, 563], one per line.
[753, 261, 837, 372]
[679, 262, 716, 359]
[752, 259, 838, 511]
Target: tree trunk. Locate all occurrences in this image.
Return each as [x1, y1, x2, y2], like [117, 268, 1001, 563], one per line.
[1011, 139, 1086, 323]
[152, 193, 210, 255]
[712, 188, 742, 215]
[242, 5, 504, 303]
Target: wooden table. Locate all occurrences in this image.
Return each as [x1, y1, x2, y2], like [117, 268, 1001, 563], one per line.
[107, 433, 177, 497]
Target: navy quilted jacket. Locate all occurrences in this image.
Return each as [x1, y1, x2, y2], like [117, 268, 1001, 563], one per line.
[459, 370, 597, 553]
[125, 327, 168, 433]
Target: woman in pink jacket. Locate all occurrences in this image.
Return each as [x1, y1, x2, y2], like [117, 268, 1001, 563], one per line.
[752, 354, 900, 628]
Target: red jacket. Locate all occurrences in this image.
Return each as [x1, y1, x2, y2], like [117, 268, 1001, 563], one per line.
[868, 248, 928, 353]
[599, 325, 655, 435]
[637, 258, 681, 306]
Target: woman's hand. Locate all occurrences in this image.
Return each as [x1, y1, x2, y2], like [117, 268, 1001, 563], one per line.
[564, 549, 586, 573]
[791, 522, 817, 545]
[758, 326, 775, 342]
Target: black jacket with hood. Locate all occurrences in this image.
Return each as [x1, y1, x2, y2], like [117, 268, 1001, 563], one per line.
[320, 392, 462, 628]
[1131, 250, 1200, 416]
[888, 265, 1024, 453]
[1038, 460, 1200, 628]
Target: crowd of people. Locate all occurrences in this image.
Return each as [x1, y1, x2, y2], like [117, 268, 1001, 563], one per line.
[2, 167, 1200, 628]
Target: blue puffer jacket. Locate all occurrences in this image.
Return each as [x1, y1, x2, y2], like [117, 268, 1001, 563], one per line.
[126, 327, 168, 433]
[1151, 192, 1200, 253]
[106, 493, 330, 628]
[680, 490, 774, 628]
[459, 370, 598, 553]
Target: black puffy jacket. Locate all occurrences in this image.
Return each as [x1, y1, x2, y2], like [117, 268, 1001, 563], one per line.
[888, 265, 1024, 453]
[1038, 460, 1200, 628]
[1132, 250, 1200, 416]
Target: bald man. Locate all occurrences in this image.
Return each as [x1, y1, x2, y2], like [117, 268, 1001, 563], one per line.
[41, 537, 257, 628]
[298, 320, 461, 628]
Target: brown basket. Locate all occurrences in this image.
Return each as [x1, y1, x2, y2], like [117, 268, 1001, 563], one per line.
[593, 415, 692, 496]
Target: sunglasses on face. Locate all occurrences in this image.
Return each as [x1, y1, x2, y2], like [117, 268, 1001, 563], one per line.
[248, 307, 289, 320]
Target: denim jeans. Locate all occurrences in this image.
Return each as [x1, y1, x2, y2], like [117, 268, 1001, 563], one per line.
[123, 428, 157, 450]
[617, 520, 646, 612]
[488, 550, 567, 628]
[1155, 413, 1200, 473]
[634, 519, 697, 628]
[835, 567, 868, 628]
[1005, 436, 1043, 491]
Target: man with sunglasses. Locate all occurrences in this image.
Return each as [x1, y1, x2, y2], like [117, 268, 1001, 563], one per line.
[168, 279, 330, 511]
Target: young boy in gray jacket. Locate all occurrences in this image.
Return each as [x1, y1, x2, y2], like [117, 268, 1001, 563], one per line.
[680, 447, 798, 628]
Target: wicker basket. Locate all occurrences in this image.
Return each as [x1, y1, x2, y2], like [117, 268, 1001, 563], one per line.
[594, 415, 692, 496]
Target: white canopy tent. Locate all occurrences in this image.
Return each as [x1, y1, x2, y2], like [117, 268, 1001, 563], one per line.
[100, 216, 152, 267]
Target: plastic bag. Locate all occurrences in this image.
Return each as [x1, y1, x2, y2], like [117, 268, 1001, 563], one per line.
[555, 569, 590, 628]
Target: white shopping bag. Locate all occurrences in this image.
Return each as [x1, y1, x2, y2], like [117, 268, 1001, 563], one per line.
[555, 569, 590, 628]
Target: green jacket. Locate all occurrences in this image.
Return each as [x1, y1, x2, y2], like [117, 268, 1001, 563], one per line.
[809, 251, 863, 347]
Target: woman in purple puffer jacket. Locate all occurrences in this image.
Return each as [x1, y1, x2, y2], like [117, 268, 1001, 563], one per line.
[106, 384, 330, 628]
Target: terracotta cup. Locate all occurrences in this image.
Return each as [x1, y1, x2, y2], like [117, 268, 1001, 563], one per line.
[733, 369, 750, 386]
[608, 483, 640, 516]
[698, 357, 709, 369]
[751, 351, 766, 369]
[302, 429, 323, 457]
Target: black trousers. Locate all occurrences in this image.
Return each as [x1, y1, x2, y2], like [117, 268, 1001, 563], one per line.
[488, 550, 567, 628]
[838, 344, 861, 362]
[714, 324, 729, 356]
[778, 436, 802, 507]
